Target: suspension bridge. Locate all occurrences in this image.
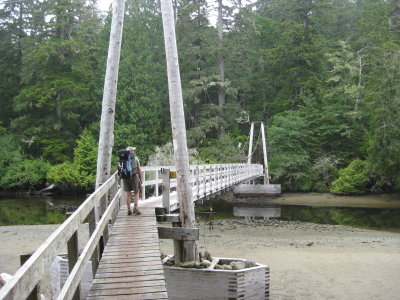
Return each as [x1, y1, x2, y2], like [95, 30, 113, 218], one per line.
[0, 163, 265, 300]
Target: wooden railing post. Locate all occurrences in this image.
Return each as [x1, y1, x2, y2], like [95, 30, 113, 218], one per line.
[141, 170, 146, 201]
[155, 170, 159, 197]
[110, 179, 119, 223]
[203, 166, 206, 196]
[89, 207, 99, 275]
[196, 166, 200, 198]
[100, 194, 109, 249]
[161, 168, 171, 214]
[19, 253, 40, 300]
[67, 231, 80, 300]
[210, 166, 213, 193]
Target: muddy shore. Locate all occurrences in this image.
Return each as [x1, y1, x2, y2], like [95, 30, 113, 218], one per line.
[1, 220, 399, 299]
[160, 219, 400, 300]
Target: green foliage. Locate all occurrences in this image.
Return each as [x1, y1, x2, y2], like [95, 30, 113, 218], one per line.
[364, 42, 400, 190]
[2, 0, 400, 194]
[46, 129, 97, 191]
[0, 134, 24, 178]
[199, 138, 246, 164]
[8, 0, 101, 163]
[113, 0, 167, 163]
[147, 142, 202, 167]
[308, 156, 340, 192]
[330, 159, 368, 194]
[0, 159, 51, 189]
[268, 111, 312, 191]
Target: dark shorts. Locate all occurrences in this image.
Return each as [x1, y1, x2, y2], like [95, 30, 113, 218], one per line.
[122, 174, 140, 192]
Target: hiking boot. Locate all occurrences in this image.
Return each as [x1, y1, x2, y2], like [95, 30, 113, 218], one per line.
[127, 209, 132, 215]
[133, 207, 141, 215]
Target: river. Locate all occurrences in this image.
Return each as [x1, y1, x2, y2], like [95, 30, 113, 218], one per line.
[197, 192, 400, 232]
[1, 192, 400, 231]
[0, 192, 85, 225]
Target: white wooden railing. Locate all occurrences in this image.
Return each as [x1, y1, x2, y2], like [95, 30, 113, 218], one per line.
[141, 163, 263, 210]
[0, 163, 263, 300]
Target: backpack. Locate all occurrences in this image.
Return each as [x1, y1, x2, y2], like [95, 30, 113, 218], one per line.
[117, 149, 137, 179]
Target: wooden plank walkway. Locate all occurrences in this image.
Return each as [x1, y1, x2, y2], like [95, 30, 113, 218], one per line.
[87, 205, 168, 300]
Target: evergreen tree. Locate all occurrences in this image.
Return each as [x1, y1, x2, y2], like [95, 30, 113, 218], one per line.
[10, 0, 102, 163]
[113, 0, 167, 162]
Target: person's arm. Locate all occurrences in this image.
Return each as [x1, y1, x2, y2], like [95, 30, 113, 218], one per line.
[137, 164, 143, 184]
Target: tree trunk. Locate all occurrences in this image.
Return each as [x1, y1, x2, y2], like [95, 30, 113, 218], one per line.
[217, 0, 225, 107]
[95, 0, 125, 190]
[160, 0, 197, 262]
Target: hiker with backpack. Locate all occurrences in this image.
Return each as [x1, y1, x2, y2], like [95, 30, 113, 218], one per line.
[117, 146, 143, 215]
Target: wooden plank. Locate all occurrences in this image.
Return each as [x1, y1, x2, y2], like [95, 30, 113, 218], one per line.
[102, 249, 160, 256]
[156, 213, 180, 223]
[109, 234, 159, 240]
[97, 260, 162, 270]
[105, 241, 160, 247]
[104, 243, 161, 250]
[86, 292, 168, 300]
[93, 274, 165, 284]
[94, 269, 164, 279]
[88, 284, 167, 297]
[91, 280, 166, 291]
[96, 265, 163, 278]
[157, 227, 199, 241]
[99, 256, 162, 265]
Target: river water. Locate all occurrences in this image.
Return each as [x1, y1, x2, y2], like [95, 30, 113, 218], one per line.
[1, 192, 400, 231]
[0, 192, 84, 225]
[196, 193, 400, 232]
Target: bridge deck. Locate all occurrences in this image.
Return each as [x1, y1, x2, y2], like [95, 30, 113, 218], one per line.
[87, 205, 168, 300]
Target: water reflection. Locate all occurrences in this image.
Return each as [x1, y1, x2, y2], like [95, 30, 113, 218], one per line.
[196, 199, 400, 232]
[0, 193, 84, 225]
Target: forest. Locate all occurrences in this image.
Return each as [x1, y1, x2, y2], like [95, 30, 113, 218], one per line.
[0, 0, 399, 194]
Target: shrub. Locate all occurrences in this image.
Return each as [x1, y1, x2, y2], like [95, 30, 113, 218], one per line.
[1, 159, 51, 190]
[330, 159, 368, 194]
[309, 156, 340, 192]
[46, 129, 97, 192]
[0, 134, 23, 178]
[199, 138, 245, 164]
[147, 142, 202, 166]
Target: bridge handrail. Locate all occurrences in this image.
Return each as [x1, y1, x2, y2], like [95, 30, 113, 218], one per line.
[57, 185, 122, 299]
[0, 172, 121, 300]
[140, 163, 263, 201]
[0, 163, 263, 300]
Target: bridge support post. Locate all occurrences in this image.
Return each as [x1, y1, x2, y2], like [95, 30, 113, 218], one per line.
[161, 0, 197, 263]
[173, 222, 183, 265]
[161, 168, 171, 214]
[20, 253, 40, 300]
[260, 122, 270, 184]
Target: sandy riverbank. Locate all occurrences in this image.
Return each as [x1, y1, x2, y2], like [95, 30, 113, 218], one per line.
[160, 219, 400, 300]
[1, 220, 400, 299]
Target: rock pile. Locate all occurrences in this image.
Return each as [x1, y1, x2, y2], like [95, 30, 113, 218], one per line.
[162, 250, 256, 271]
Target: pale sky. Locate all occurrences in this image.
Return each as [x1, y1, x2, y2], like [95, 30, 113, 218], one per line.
[97, 0, 111, 12]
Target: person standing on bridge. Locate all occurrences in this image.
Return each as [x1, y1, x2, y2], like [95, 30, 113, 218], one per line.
[121, 146, 143, 215]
